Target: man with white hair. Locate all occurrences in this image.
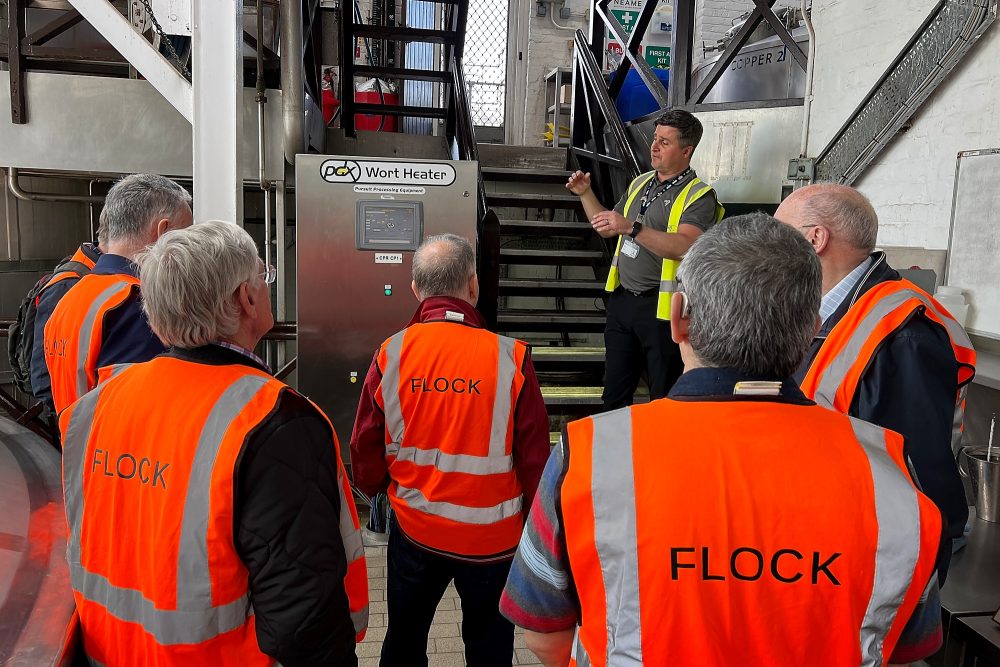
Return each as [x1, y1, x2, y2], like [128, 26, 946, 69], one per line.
[351, 233, 549, 666]
[59, 221, 368, 666]
[42, 173, 193, 416]
[776, 184, 975, 585]
[502, 213, 942, 666]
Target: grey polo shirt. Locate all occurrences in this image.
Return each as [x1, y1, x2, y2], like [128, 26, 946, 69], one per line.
[612, 169, 719, 293]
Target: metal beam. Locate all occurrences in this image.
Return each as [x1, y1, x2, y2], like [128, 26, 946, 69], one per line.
[753, 0, 807, 70]
[340, 0, 355, 136]
[65, 0, 193, 122]
[24, 9, 84, 46]
[607, 0, 658, 100]
[668, 0, 695, 108]
[596, 4, 669, 109]
[192, 0, 243, 223]
[7, 0, 27, 124]
[687, 0, 775, 105]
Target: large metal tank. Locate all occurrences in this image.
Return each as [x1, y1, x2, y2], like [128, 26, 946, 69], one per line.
[692, 27, 809, 104]
[0, 417, 76, 666]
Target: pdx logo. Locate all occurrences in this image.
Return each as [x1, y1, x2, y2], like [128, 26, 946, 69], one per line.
[320, 159, 362, 183]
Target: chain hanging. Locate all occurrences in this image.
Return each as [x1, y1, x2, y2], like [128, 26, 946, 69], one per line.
[136, 0, 192, 80]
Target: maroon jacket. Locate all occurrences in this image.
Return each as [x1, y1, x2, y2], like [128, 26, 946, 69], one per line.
[350, 296, 550, 517]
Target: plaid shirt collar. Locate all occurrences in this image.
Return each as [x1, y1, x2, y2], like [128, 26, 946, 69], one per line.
[212, 341, 270, 372]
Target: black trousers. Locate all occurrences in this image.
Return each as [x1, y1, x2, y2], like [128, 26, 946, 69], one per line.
[380, 523, 515, 667]
[602, 288, 683, 410]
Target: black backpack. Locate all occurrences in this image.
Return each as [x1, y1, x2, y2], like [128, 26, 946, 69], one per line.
[7, 251, 96, 396]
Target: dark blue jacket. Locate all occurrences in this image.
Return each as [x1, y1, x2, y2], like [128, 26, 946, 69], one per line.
[31, 253, 165, 416]
[794, 252, 966, 577]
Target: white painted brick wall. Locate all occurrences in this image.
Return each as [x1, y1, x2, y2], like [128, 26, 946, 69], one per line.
[517, 0, 589, 147]
[807, 0, 1000, 249]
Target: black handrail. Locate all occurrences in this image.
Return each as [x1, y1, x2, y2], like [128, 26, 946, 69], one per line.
[570, 29, 642, 206]
[450, 55, 498, 330]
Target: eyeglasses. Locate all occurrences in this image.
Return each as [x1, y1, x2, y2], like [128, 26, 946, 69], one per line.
[260, 264, 277, 285]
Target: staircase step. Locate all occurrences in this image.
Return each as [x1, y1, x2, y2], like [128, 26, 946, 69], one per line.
[499, 219, 591, 235]
[541, 385, 650, 407]
[498, 310, 605, 332]
[499, 278, 605, 297]
[487, 192, 581, 209]
[531, 346, 605, 364]
[500, 248, 603, 265]
[353, 26, 458, 45]
[354, 103, 448, 119]
[354, 65, 451, 83]
[482, 167, 574, 183]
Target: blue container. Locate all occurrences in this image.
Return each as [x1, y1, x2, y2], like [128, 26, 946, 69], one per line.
[613, 68, 670, 122]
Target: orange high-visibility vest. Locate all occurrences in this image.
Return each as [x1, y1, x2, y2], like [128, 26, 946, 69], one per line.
[376, 320, 529, 557]
[802, 279, 977, 451]
[43, 273, 140, 415]
[562, 399, 941, 667]
[39, 244, 99, 294]
[60, 357, 368, 666]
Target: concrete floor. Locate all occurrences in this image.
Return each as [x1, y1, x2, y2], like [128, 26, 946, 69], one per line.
[359, 543, 543, 667]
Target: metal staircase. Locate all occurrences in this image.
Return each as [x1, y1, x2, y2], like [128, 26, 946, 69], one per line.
[479, 149, 635, 434]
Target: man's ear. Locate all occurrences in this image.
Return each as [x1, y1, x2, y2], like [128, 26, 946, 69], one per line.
[683, 145, 695, 160]
[469, 274, 479, 306]
[810, 225, 831, 254]
[237, 281, 255, 318]
[670, 292, 690, 345]
[154, 217, 171, 239]
[411, 280, 421, 302]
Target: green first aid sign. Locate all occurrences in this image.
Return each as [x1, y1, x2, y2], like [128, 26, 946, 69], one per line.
[645, 45, 670, 68]
[608, 9, 639, 38]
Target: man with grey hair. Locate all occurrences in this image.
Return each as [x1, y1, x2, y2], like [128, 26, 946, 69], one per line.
[59, 221, 368, 666]
[502, 213, 942, 666]
[776, 183, 976, 584]
[41, 173, 193, 416]
[351, 233, 549, 666]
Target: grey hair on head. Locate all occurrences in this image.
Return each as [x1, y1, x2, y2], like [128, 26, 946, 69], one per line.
[678, 212, 822, 377]
[102, 174, 191, 243]
[137, 220, 261, 348]
[412, 234, 476, 299]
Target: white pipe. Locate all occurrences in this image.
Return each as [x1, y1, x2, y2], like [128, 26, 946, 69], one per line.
[799, 0, 816, 158]
[547, 2, 576, 31]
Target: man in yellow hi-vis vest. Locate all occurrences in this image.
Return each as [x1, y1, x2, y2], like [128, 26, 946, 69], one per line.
[567, 110, 724, 409]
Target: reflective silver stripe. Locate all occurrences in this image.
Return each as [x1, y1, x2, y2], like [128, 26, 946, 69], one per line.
[850, 417, 923, 667]
[351, 608, 368, 635]
[589, 410, 643, 665]
[70, 561, 251, 645]
[63, 384, 106, 564]
[812, 289, 918, 407]
[659, 279, 678, 293]
[573, 629, 592, 667]
[177, 375, 271, 608]
[395, 483, 521, 525]
[76, 281, 132, 401]
[953, 385, 969, 451]
[610, 238, 621, 268]
[490, 336, 518, 458]
[386, 444, 513, 475]
[99, 363, 132, 382]
[381, 331, 407, 446]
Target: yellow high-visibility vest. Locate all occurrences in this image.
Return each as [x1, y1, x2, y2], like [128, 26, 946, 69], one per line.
[604, 171, 725, 320]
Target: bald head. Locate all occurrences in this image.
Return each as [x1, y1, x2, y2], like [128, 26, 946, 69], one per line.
[411, 234, 477, 302]
[775, 184, 878, 254]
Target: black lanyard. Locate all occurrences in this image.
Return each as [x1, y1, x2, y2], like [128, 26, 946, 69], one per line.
[638, 168, 691, 218]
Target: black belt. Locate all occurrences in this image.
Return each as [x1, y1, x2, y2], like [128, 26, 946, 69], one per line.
[617, 286, 658, 298]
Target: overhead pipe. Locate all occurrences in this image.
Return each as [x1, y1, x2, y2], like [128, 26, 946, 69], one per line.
[5, 168, 105, 204]
[799, 0, 816, 158]
[279, 0, 306, 164]
[256, 0, 273, 268]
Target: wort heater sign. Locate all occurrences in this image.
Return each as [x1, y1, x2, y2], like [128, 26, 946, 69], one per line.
[320, 159, 456, 186]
